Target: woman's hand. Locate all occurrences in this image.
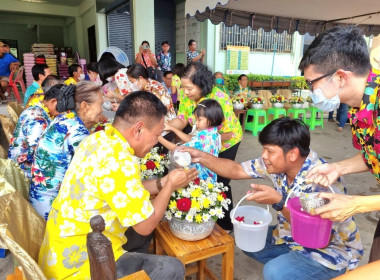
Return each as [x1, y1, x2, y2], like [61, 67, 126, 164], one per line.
[246, 184, 282, 205]
[313, 192, 358, 221]
[305, 163, 341, 187]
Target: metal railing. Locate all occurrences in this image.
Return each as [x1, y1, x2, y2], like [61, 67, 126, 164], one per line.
[220, 23, 293, 53]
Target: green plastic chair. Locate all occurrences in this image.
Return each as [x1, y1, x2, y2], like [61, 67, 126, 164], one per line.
[305, 107, 324, 130]
[245, 109, 267, 136]
[267, 107, 287, 122]
[287, 108, 307, 123]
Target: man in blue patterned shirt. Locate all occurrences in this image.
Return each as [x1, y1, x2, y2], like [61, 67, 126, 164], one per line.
[182, 117, 363, 280]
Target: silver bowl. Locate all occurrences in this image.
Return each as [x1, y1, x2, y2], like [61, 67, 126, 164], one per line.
[299, 192, 330, 213]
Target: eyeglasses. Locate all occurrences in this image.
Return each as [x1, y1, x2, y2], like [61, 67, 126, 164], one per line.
[306, 71, 336, 91]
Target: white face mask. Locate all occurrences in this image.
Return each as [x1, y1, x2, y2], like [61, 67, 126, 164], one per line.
[79, 73, 85, 81]
[131, 79, 141, 92]
[309, 72, 342, 112]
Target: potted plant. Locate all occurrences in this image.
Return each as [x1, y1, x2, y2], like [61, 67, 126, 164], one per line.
[269, 95, 287, 108]
[139, 147, 170, 180]
[165, 177, 231, 241]
[289, 96, 305, 109]
[251, 97, 265, 109]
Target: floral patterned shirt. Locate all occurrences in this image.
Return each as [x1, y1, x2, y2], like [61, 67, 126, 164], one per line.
[171, 74, 184, 103]
[241, 150, 363, 271]
[144, 78, 176, 122]
[8, 101, 51, 179]
[177, 87, 243, 152]
[29, 111, 89, 220]
[115, 68, 132, 96]
[186, 50, 199, 64]
[136, 52, 154, 68]
[38, 125, 154, 280]
[348, 68, 380, 181]
[156, 51, 171, 71]
[183, 127, 221, 183]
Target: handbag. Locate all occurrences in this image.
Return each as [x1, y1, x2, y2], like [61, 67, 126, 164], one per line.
[141, 54, 156, 80]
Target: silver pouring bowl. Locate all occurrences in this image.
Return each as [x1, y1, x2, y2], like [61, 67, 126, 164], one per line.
[170, 150, 191, 168]
[299, 192, 330, 214]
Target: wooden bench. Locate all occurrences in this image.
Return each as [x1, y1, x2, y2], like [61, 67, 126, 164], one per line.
[154, 221, 234, 280]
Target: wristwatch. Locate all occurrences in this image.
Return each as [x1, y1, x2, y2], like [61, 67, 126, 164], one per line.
[272, 196, 286, 211]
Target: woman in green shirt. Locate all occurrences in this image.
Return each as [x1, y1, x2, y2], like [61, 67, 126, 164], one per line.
[233, 74, 250, 98]
[170, 62, 243, 232]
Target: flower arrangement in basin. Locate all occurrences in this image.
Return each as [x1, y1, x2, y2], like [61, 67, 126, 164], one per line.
[165, 177, 231, 241]
[139, 147, 170, 180]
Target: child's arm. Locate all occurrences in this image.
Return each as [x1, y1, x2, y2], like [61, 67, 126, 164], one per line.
[165, 123, 192, 143]
[158, 136, 177, 151]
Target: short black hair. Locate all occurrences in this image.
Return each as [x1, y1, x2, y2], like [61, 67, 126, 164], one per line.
[68, 64, 81, 77]
[259, 117, 310, 157]
[163, 71, 173, 77]
[115, 91, 167, 129]
[194, 99, 224, 128]
[172, 63, 185, 77]
[188, 39, 196, 47]
[127, 64, 149, 80]
[32, 64, 49, 81]
[97, 55, 124, 84]
[238, 74, 248, 81]
[182, 62, 213, 97]
[87, 62, 98, 73]
[141, 41, 150, 46]
[161, 41, 170, 46]
[299, 26, 371, 77]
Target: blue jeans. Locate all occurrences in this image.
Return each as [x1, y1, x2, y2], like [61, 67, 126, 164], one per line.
[243, 226, 346, 280]
[328, 104, 349, 128]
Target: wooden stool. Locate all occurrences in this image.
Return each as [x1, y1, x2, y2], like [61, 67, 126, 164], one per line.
[287, 108, 307, 123]
[234, 109, 246, 132]
[267, 107, 286, 121]
[154, 222, 234, 280]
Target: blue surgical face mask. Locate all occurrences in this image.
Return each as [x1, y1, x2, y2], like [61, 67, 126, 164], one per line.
[309, 73, 342, 112]
[215, 78, 224, 85]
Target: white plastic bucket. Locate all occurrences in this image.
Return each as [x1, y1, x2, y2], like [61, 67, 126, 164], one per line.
[230, 194, 272, 252]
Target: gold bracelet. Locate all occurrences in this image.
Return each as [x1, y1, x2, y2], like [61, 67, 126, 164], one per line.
[156, 177, 163, 191]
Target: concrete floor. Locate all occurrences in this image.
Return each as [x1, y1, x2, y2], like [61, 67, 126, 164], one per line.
[0, 104, 378, 279]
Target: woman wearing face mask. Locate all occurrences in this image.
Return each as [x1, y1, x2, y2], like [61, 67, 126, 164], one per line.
[213, 71, 229, 96]
[64, 64, 85, 85]
[29, 81, 104, 220]
[127, 64, 176, 122]
[86, 62, 102, 86]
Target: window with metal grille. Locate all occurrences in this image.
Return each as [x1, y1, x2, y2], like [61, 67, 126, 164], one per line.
[220, 23, 293, 53]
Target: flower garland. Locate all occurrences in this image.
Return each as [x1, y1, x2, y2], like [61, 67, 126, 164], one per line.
[139, 147, 170, 180]
[165, 177, 231, 224]
[27, 94, 50, 116]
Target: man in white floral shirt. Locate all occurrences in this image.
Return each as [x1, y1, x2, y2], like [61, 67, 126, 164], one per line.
[38, 91, 198, 280]
[182, 117, 363, 280]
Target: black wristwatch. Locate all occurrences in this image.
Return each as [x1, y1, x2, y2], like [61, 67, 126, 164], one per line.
[272, 196, 286, 211]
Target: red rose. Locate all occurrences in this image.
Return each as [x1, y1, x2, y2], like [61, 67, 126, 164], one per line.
[193, 178, 200, 185]
[146, 160, 156, 170]
[221, 192, 227, 199]
[177, 198, 191, 212]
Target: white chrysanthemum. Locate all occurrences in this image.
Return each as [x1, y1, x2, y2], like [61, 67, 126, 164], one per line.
[185, 214, 193, 222]
[112, 192, 127, 208]
[174, 211, 182, 218]
[165, 211, 172, 220]
[209, 209, 216, 216]
[216, 207, 224, 218]
[202, 213, 211, 222]
[189, 208, 197, 216]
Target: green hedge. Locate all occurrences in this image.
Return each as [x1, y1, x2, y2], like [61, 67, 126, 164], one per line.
[224, 74, 307, 91]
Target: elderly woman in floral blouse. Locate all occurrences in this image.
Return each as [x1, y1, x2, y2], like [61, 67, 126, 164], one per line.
[127, 64, 176, 122]
[169, 62, 243, 232]
[29, 81, 103, 219]
[8, 83, 61, 179]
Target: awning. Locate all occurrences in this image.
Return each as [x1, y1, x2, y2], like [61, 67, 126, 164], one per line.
[185, 0, 380, 35]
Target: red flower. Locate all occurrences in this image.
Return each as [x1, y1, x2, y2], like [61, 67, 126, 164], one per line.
[146, 160, 156, 170]
[193, 178, 200, 185]
[95, 125, 105, 132]
[235, 216, 245, 222]
[177, 198, 191, 212]
[221, 192, 227, 199]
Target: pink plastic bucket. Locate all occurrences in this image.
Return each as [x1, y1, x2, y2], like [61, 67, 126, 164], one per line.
[287, 197, 332, 249]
